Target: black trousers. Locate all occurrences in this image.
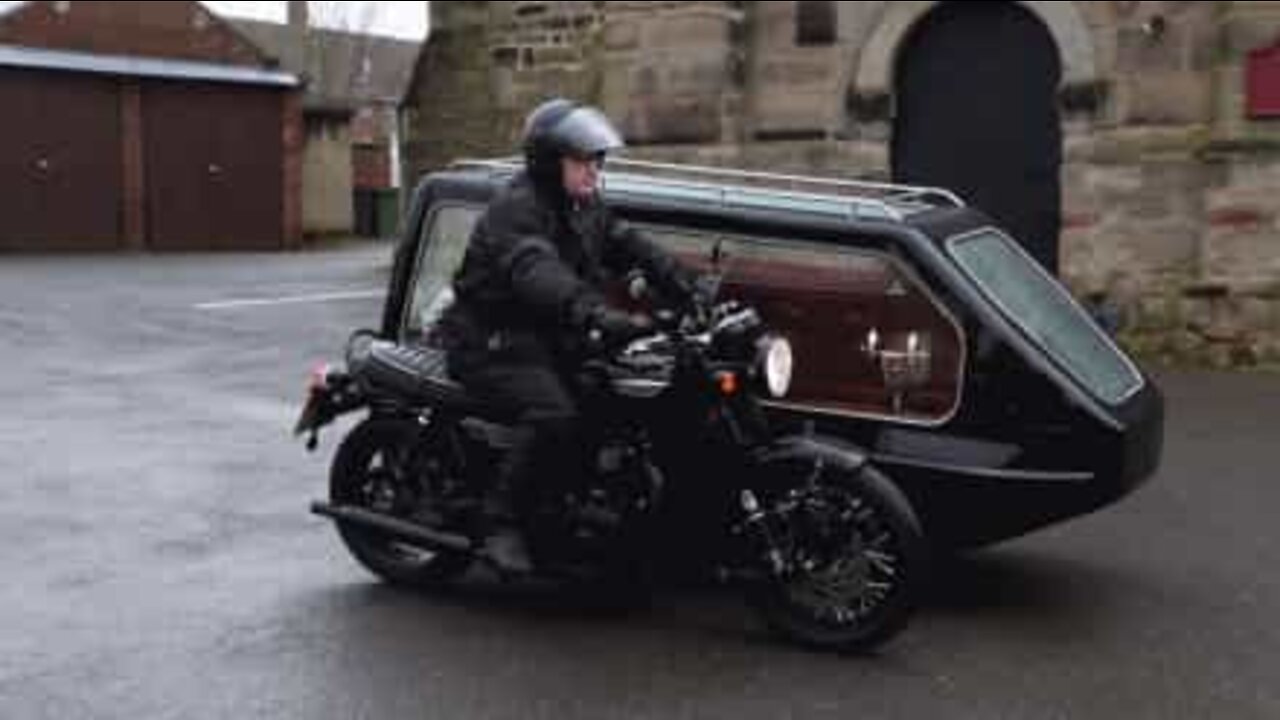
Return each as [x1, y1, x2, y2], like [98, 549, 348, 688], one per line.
[450, 358, 582, 513]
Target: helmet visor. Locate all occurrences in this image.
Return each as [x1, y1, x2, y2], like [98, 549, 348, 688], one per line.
[553, 107, 625, 158]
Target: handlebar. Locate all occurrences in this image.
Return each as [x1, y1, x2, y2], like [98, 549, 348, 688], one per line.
[618, 300, 760, 361]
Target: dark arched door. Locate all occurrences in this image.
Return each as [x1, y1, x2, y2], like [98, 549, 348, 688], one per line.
[892, 2, 1062, 273]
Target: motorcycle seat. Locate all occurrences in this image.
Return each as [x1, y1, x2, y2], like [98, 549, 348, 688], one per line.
[352, 340, 518, 422]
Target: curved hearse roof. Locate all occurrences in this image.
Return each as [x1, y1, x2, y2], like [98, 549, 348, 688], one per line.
[432, 157, 981, 240]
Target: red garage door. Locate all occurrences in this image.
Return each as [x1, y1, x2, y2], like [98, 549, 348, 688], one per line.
[0, 67, 122, 251]
[143, 82, 282, 250]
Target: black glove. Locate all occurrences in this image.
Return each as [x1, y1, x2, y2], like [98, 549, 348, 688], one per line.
[587, 305, 653, 349]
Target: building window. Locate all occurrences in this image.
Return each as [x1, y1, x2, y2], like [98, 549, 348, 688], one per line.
[796, 1, 837, 47]
[358, 55, 374, 88]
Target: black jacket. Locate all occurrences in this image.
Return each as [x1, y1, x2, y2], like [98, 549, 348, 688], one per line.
[443, 172, 694, 368]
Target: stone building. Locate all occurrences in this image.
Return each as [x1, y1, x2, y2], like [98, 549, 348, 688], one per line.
[404, 1, 1280, 368]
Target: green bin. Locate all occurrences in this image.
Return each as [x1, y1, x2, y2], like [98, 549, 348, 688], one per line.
[375, 189, 401, 238]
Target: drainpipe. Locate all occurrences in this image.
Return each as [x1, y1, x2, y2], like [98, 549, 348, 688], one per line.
[287, 0, 309, 73]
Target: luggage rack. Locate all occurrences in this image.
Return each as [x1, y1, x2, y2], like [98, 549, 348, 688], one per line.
[450, 156, 965, 222]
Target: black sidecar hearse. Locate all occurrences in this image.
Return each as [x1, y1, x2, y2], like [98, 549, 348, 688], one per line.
[378, 158, 1163, 551]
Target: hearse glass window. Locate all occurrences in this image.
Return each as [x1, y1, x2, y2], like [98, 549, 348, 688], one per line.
[949, 228, 1142, 405]
[403, 204, 483, 342]
[639, 224, 964, 424]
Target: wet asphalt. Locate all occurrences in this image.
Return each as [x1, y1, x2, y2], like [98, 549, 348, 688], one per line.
[2, 243, 1278, 719]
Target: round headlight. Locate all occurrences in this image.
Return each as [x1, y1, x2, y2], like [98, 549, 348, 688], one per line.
[759, 336, 793, 399]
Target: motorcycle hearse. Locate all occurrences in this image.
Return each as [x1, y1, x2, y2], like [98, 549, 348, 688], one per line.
[295, 157, 1163, 652]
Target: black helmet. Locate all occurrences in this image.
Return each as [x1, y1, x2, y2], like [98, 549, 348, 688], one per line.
[522, 98, 624, 195]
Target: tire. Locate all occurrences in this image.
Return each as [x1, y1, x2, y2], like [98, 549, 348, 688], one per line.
[748, 463, 927, 653]
[329, 416, 473, 588]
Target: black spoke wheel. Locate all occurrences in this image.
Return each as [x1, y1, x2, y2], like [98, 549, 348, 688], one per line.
[749, 463, 926, 653]
[329, 417, 472, 587]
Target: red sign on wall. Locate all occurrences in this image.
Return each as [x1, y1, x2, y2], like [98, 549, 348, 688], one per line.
[1247, 41, 1280, 118]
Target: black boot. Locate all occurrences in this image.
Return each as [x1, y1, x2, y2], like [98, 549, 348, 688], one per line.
[484, 484, 532, 573]
[485, 527, 533, 574]
[484, 429, 536, 574]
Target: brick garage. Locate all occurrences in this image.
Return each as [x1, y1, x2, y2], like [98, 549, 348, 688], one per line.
[0, 1, 302, 251]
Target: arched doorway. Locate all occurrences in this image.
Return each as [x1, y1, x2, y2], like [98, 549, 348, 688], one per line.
[891, 2, 1062, 273]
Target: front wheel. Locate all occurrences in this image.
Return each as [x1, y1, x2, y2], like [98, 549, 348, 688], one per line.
[329, 416, 473, 588]
[746, 463, 926, 653]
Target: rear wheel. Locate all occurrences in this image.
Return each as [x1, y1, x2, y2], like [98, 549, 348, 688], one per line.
[748, 462, 926, 653]
[329, 417, 473, 587]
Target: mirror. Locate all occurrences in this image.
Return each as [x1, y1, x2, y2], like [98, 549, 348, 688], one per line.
[711, 238, 725, 271]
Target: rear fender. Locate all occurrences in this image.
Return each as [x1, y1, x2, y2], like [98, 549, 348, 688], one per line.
[295, 369, 366, 448]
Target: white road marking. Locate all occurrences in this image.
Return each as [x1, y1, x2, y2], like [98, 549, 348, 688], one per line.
[194, 290, 384, 311]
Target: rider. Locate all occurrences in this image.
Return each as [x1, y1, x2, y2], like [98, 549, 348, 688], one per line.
[440, 98, 702, 571]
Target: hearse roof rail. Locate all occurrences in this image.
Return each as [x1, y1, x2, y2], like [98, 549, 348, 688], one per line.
[448, 156, 966, 223]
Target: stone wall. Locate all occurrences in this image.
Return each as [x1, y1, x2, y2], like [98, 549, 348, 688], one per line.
[601, 2, 743, 144]
[402, 2, 508, 177]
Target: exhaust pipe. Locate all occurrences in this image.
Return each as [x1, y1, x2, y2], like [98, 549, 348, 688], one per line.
[311, 501, 473, 553]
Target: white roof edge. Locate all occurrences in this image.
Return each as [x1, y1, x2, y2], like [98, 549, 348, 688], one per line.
[0, 43, 299, 87]
[0, 2, 33, 20]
